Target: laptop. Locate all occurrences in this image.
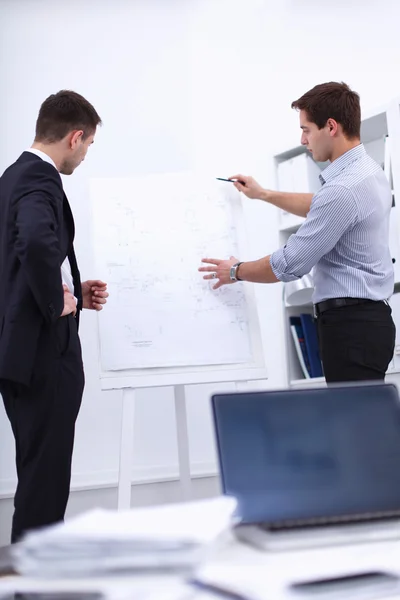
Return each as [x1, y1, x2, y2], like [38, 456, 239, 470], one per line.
[211, 382, 400, 550]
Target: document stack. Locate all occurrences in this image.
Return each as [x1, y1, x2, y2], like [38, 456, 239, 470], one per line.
[12, 497, 236, 578]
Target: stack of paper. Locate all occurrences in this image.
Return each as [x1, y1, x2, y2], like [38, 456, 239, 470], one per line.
[12, 497, 236, 578]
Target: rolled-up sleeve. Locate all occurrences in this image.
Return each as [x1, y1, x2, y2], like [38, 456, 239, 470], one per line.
[270, 184, 358, 282]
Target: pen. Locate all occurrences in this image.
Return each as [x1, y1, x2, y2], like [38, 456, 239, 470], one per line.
[216, 178, 244, 184]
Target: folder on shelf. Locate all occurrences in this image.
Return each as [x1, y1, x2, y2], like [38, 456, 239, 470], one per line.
[299, 313, 324, 378]
[289, 315, 323, 379]
[289, 316, 311, 379]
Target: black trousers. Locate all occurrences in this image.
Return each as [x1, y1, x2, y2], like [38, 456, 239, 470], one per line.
[0, 315, 84, 543]
[317, 300, 396, 383]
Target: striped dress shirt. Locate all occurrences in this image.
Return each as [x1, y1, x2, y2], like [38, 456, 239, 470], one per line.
[270, 144, 394, 304]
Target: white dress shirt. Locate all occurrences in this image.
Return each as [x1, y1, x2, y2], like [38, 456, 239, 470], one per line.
[25, 148, 77, 304]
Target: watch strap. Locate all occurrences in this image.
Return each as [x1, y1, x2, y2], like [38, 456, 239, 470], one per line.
[230, 261, 243, 282]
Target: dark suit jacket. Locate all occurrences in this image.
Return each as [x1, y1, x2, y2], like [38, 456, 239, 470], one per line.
[0, 152, 82, 385]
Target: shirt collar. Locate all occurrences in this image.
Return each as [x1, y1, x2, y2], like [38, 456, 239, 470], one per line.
[319, 143, 366, 185]
[25, 148, 58, 171]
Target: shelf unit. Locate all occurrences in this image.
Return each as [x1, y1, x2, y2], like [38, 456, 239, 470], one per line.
[273, 99, 400, 387]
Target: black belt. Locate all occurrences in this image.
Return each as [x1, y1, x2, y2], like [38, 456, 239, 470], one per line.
[313, 297, 385, 317]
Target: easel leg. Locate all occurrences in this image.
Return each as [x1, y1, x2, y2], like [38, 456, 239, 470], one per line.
[174, 385, 192, 500]
[117, 388, 136, 510]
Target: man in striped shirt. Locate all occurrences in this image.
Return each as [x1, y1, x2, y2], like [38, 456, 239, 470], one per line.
[199, 82, 395, 383]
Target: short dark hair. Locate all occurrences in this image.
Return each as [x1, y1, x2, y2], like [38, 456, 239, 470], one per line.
[34, 90, 102, 143]
[291, 82, 361, 140]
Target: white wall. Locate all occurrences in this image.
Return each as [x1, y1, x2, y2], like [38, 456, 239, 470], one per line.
[0, 0, 286, 514]
[1, 0, 400, 539]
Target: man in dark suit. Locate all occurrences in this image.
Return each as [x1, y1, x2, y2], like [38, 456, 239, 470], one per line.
[0, 90, 109, 543]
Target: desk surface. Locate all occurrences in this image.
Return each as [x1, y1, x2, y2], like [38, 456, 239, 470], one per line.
[2, 534, 400, 600]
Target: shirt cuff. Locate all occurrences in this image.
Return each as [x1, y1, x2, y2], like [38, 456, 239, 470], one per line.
[270, 248, 301, 282]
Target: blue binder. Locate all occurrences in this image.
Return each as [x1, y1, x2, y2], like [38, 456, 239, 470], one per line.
[289, 316, 312, 378]
[299, 313, 323, 378]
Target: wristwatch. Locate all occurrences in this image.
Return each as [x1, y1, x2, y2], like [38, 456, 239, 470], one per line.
[230, 262, 243, 282]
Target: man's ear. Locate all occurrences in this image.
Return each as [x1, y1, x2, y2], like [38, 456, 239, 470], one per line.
[327, 118, 338, 136]
[68, 130, 84, 149]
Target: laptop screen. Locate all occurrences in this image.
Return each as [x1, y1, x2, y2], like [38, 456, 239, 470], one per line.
[212, 383, 400, 526]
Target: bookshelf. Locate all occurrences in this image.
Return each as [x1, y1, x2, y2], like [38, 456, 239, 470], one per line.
[273, 100, 400, 387]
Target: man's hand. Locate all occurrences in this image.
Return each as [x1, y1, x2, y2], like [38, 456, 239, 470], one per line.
[230, 174, 268, 200]
[199, 256, 239, 290]
[61, 284, 77, 317]
[82, 280, 109, 311]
